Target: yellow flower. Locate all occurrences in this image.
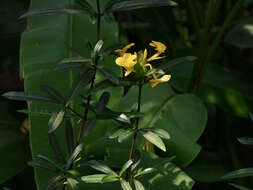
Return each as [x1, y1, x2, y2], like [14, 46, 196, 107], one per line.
[147, 41, 167, 62]
[116, 52, 137, 76]
[115, 43, 135, 56]
[149, 74, 171, 88]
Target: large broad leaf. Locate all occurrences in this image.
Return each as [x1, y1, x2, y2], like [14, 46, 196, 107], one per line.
[20, 0, 118, 189]
[170, 61, 253, 117]
[113, 85, 206, 167]
[225, 17, 253, 48]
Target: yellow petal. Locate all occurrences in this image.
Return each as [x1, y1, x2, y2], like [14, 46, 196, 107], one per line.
[149, 74, 171, 88]
[143, 49, 147, 62]
[115, 43, 135, 56]
[149, 41, 167, 53]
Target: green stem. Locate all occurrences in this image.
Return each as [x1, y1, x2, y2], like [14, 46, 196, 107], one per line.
[187, 0, 201, 42]
[129, 84, 142, 160]
[76, 0, 101, 145]
[190, 0, 243, 94]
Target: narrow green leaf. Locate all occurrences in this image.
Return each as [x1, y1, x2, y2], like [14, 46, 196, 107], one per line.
[40, 85, 65, 104]
[48, 110, 65, 133]
[20, 4, 90, 19]
[48, 132, 66, 164]
[146, 68, 165, 77]
[66, 178, 78, 190]
[2, 91, 58, 103]
[96, 92, 111, 113]
[140, 130, 166, 151]
[87, 160, 116, 175]
[101, 174, 119, 183]
[27, 160, 58, 172]
[60, 57, 91, 64]
[120, 159, 134, 177]
[133, 180, 145, 190]
[144, 128, 170, 140]
[75, 0, 96, 16]
[134, 168, 156, 178]
[222, 168, 253, 179]
[120, 179, 132, 190]
[94, 40, 104, 58]
[68, 69, 95, 102]
[65, 120, 74, 155]
[55, 62, 86, 71]
[106, 0, 177, 12]
[96, 65, 120, 85]
[238, 137, 253, 146]
[42, 175, 63, 190]
[36, 155, 63, 172]
[109, 128, 134, 143]
[81, 174, 106, 183]
[65, 144, 83, 169]
[229, 183, 252, 190]
[83, 119, 96, 136]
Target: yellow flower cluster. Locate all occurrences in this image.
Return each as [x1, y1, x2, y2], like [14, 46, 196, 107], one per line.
[115, 41, 171, 87]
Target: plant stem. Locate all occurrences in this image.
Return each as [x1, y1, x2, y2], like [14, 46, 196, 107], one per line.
[76, 0, 101, 145]
[67, 106, 83, 120]
[190, 0, 243, 94]
[129, 84, 142, 160]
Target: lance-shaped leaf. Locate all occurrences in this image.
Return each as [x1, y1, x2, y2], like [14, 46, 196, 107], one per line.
[87, 160, 116, 175]
[67, 69, 95, 103]
[105, 0, 177, 13]
[120, 159, 134, 177]
[48, 109, 65, 133]
[40, 85, 65, 104]
[229, 183, 252, 190]
[133, 180, 145, 190]
[27, 160, 58, 172]
[120, 179, 132, 190]
[140, 130, 166, 152]
[65, 144, 83, 170]
[96, 65, 120, 85]
[81, 174, 107, 183]
[109, 128, 134, 143]
[101, 174, 119, 183]
[158, 56, 197, 73]
[75, 0, 96, 16]
[42, 175, 63, 190]
[83, 119, 96, 136]
[238, 137, 253, 146]
[222, 168, 253, 179]
[20, 4, 90, 19]
[2, 91, 58, 103]
[36, 155, 63, 172]
[60, 57, 91, 64]
[96, 92, 111, 113]
[134, 167, 156, 178]
[66, 178, 78, 190]
[65, 120, 74, 155]
[48, 132, 66, 164]
[94, 40, 104, 58]
[55, 62, 86, 71]
[143, 128, 170, 140]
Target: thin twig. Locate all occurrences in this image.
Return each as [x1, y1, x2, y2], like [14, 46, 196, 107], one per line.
[129, 84, 142, 160]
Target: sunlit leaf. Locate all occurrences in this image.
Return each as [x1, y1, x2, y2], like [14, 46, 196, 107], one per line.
[120, 159, 134, 177]
[81, 174, 106, 183]
[87, 160, 117, 175]
[222, 168, 253, 179]
[238, 137, 253, 146]
[65, 144, 83, 169]
[133, 180, 145, 190]
[140, 130, 166, 151]
[120, 179, 132, 190]
[48, 110, 65, 133]
[101, 174, 119, 183]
